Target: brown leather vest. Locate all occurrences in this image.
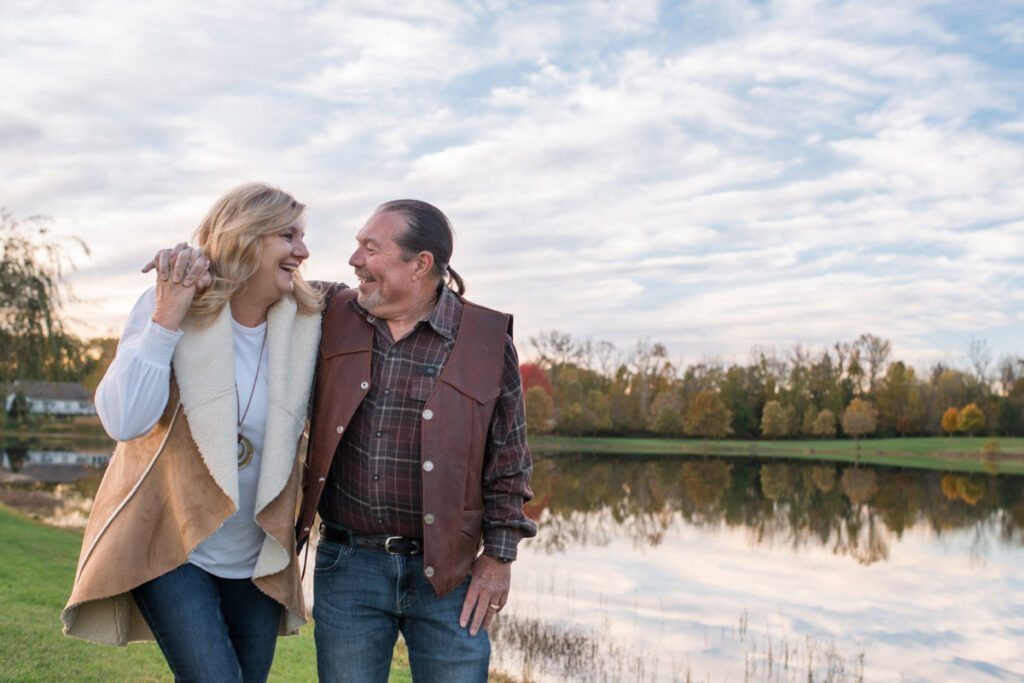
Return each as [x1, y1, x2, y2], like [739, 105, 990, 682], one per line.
[297, 288, 510, 596]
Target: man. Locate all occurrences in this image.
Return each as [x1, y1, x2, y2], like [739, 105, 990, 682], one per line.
[296, 199, 537, 681]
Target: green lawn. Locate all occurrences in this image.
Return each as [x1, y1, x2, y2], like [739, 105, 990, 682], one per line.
[0, 504, 411, 682]
[530, 435, 1024, 474]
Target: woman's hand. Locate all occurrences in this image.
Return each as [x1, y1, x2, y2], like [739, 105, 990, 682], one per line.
[141, 243, 212, 331]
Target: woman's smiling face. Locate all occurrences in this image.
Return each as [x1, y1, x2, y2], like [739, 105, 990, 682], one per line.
[248, 219, 309, 304]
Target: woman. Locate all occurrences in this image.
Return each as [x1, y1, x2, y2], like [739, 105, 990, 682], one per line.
[62, 183, 323, 682]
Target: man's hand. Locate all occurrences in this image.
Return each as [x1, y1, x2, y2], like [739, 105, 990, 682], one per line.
[141, 243, 212, 331]
[459, 554, 511, 636]
[141, 242, 212, 289]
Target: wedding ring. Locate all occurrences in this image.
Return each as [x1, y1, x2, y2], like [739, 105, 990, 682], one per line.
[488, 603, 501, 611]
[183, 266, 191, 275]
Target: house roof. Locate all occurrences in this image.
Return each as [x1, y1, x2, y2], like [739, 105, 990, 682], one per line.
[0, 380, 90, 401]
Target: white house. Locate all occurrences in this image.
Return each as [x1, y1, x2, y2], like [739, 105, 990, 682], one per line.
[2, 380, 97, 416]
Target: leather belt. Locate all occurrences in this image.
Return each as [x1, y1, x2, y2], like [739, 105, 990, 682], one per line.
[319, 523, 423, 555]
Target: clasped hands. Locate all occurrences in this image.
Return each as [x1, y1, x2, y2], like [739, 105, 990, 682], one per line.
[141, 243, 213, 331]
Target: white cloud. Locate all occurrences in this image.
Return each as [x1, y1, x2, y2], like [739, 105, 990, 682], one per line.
[1, 0, 1022, 369]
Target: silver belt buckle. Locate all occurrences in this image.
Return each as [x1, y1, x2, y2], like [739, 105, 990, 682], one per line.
[384, 536, 420, 554]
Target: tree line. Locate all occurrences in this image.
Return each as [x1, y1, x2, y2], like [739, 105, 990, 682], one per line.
[4, 208, 1023, 440]
[521, 331, 1024, 439]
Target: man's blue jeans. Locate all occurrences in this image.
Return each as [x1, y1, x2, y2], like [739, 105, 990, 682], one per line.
[131, 563, 281, 683]
[313, 539, 490, 682]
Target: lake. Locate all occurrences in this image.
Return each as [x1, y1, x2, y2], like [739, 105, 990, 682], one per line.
[492, 453, 1024, 682]
[4, 443, 1022, 681]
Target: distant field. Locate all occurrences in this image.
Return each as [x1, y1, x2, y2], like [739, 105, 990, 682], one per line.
[530, 435, 1024, 474]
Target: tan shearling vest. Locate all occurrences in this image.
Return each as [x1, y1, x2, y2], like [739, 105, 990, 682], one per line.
[62, 294, 320, 646]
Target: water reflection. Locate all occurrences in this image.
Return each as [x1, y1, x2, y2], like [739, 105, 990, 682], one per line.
[493, 454, 1024, 682]
[0, 445, 107, 526]
[526, 454, 1024, 564]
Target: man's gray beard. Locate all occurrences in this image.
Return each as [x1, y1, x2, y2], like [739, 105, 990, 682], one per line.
[356, 289, 381, 312]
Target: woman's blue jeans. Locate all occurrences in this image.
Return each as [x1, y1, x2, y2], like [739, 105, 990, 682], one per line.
[313, 539, 490, 683]
[131, 563, 281, 683]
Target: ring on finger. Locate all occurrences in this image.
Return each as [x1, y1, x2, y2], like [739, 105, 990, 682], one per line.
[488, 603, 502, 611]
[183, 266, 191, 275]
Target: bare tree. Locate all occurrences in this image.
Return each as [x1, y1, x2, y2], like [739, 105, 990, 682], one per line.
[590, 340, 619, 379]
[855, 334, 891, 393]
[629, 338, 671, 418]
[530, 330, 581, 373]
[966, 336, 992, 388]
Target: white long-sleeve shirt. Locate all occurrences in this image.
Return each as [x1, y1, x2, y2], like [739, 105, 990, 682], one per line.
[95, 287, 268, 578]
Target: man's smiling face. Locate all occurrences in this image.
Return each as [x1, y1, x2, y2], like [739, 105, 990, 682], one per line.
[348, 210, 419, 318]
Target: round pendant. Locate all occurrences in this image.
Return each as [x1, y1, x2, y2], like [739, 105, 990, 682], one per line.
[237, 433, 254, 469]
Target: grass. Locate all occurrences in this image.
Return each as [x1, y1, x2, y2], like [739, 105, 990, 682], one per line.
[530, 435, 1024, 473]
[0, 503, 412, 682]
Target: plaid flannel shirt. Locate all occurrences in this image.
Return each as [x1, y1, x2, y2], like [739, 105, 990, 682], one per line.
[318, 285, 536, 560]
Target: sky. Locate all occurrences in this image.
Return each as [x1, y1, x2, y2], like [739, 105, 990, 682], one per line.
[3, 0, 1024, 374]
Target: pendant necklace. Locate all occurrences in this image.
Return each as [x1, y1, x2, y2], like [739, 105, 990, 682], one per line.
[236, 327, 267, 470]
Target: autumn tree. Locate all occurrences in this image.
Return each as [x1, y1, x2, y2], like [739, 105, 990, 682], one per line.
[957, 403, 985, 436]
[875, 361, 923, 436]
[554, 401, 593, 436]
[941, 407, 960, 436]
[760, 400, 788, 440]
[584, 389, 612, 431]
[651, 403, 684, 435]
[842, 398, 878, 448]
[801, 406, 818, 436]
[812, 409, 837, 437]
[683, 390, 732, 441]
[520, 363, 552, 397]
[648, 389, 683, 435]
[783, 403, 798, 437]
[525, 386, 554, 435]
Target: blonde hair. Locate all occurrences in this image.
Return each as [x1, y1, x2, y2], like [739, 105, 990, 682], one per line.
[188, 183, 323, 325]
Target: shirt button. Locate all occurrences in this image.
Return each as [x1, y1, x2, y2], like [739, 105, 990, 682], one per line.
[383, 389, 390, 395]
[423, 460, 434, 472]
[424, 513, 435, 525]
[303, 526, 310, 532]
[377, 518, 384, 525]
[367, 315, 376, 322]
[422, 409, 434, 420]
[376, 431, 382, 437]
[373, 474, 380, 481]
[389, 348, 398, 355]
[336, 425, 344, 433]
[424, 566, 435, 578]
[360, 381, 369, 390]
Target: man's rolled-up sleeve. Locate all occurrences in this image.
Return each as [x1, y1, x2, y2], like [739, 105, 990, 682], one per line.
[481, 334, 538, 561]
